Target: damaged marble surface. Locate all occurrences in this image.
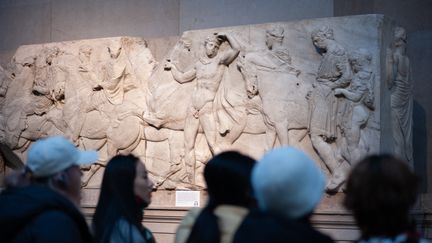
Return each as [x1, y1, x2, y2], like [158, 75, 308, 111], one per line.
[0, 15, 410, 192]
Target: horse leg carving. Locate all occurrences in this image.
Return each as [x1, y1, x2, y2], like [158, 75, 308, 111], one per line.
[275, 121, 289, 146]
[264, 128, 277, 151]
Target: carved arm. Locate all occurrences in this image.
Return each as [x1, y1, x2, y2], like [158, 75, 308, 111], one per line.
[334, 88, 362, 102]
[164, 60, 196, 84]
[218, 33, 240, 65]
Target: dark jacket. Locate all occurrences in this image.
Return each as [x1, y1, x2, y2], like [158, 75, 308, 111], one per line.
[233, 209, 334, 243]
[0, 185, 92, 243]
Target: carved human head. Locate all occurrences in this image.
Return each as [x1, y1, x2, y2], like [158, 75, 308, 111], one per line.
[204, 34, 222, 58]
[252, 146, 325, 220]
[107, 40, 122, 59]
[394, 27, 407, 47]
[36, 47, 60, 68]
[266, 26, 284, 49]
[12, 48, 36, 72]
[349, 48, 372, 72]
[180, 38, 192, 50]
[78, 45, 93, 61]
[344, 154, 418, 238]
[311, 25, 334, 49]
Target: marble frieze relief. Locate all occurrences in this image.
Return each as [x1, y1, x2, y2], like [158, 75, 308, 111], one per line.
[0, 15, 411, 193]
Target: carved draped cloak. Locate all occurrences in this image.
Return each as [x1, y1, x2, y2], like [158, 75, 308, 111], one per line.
[213, 66, 247, 135]
[310, 46, 351, 139]
[390, 54, 413, 162]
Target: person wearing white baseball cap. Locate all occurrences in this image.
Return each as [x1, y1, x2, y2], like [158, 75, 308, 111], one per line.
[0, 136, 98, 243]
[26, 135, 98, 205]
[233, 146, 333, 243]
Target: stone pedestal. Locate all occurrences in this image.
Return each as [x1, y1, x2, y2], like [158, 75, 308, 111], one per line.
[81, 189, 432, 242]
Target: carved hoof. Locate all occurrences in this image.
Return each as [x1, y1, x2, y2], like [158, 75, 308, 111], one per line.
[178, 171, 194, 184]
[218, 124, 230, 136]
[81, 165, 92, 171]
[325, 175, 346, 193]
[187, 174, 195, 184]
[81, 177, 90, 188]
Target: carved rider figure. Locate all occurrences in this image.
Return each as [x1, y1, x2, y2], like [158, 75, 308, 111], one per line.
[237, 26, 302, 149]
[310, 25, 352, 192]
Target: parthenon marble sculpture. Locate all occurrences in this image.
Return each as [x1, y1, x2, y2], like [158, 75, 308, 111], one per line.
[388, 27, 413, 164]
[0, 15, 411, 192]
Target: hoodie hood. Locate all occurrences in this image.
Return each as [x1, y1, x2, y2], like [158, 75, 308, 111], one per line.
[0, 185, 91, 242]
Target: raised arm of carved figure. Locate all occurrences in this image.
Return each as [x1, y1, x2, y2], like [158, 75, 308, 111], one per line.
[164, 59, 196, 84]
[217, 33, 240, 66]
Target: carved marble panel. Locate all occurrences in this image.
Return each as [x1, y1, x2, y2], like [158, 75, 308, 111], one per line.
[0, 15, 410, 193]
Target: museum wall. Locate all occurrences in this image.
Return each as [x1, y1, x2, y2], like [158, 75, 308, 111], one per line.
[0, 0, 180, 65]
[0, 0, 333, 64]
[179, 0, 333, 32]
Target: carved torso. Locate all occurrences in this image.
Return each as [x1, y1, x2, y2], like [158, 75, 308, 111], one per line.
[192, 56, 225, 110]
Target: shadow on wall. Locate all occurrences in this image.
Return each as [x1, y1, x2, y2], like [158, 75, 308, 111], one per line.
[413, 100, 427, 193]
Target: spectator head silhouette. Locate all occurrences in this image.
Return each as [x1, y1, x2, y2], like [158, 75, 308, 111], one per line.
[252, 146, 325, 219]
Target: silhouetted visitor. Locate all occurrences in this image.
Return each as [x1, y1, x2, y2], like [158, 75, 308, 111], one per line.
[0, 136, 97, 243]
[175, 151, 256, 243]
[233, 146, 334, 243]
[92, 154, 156, 243]
[344, 154, 426, 243]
